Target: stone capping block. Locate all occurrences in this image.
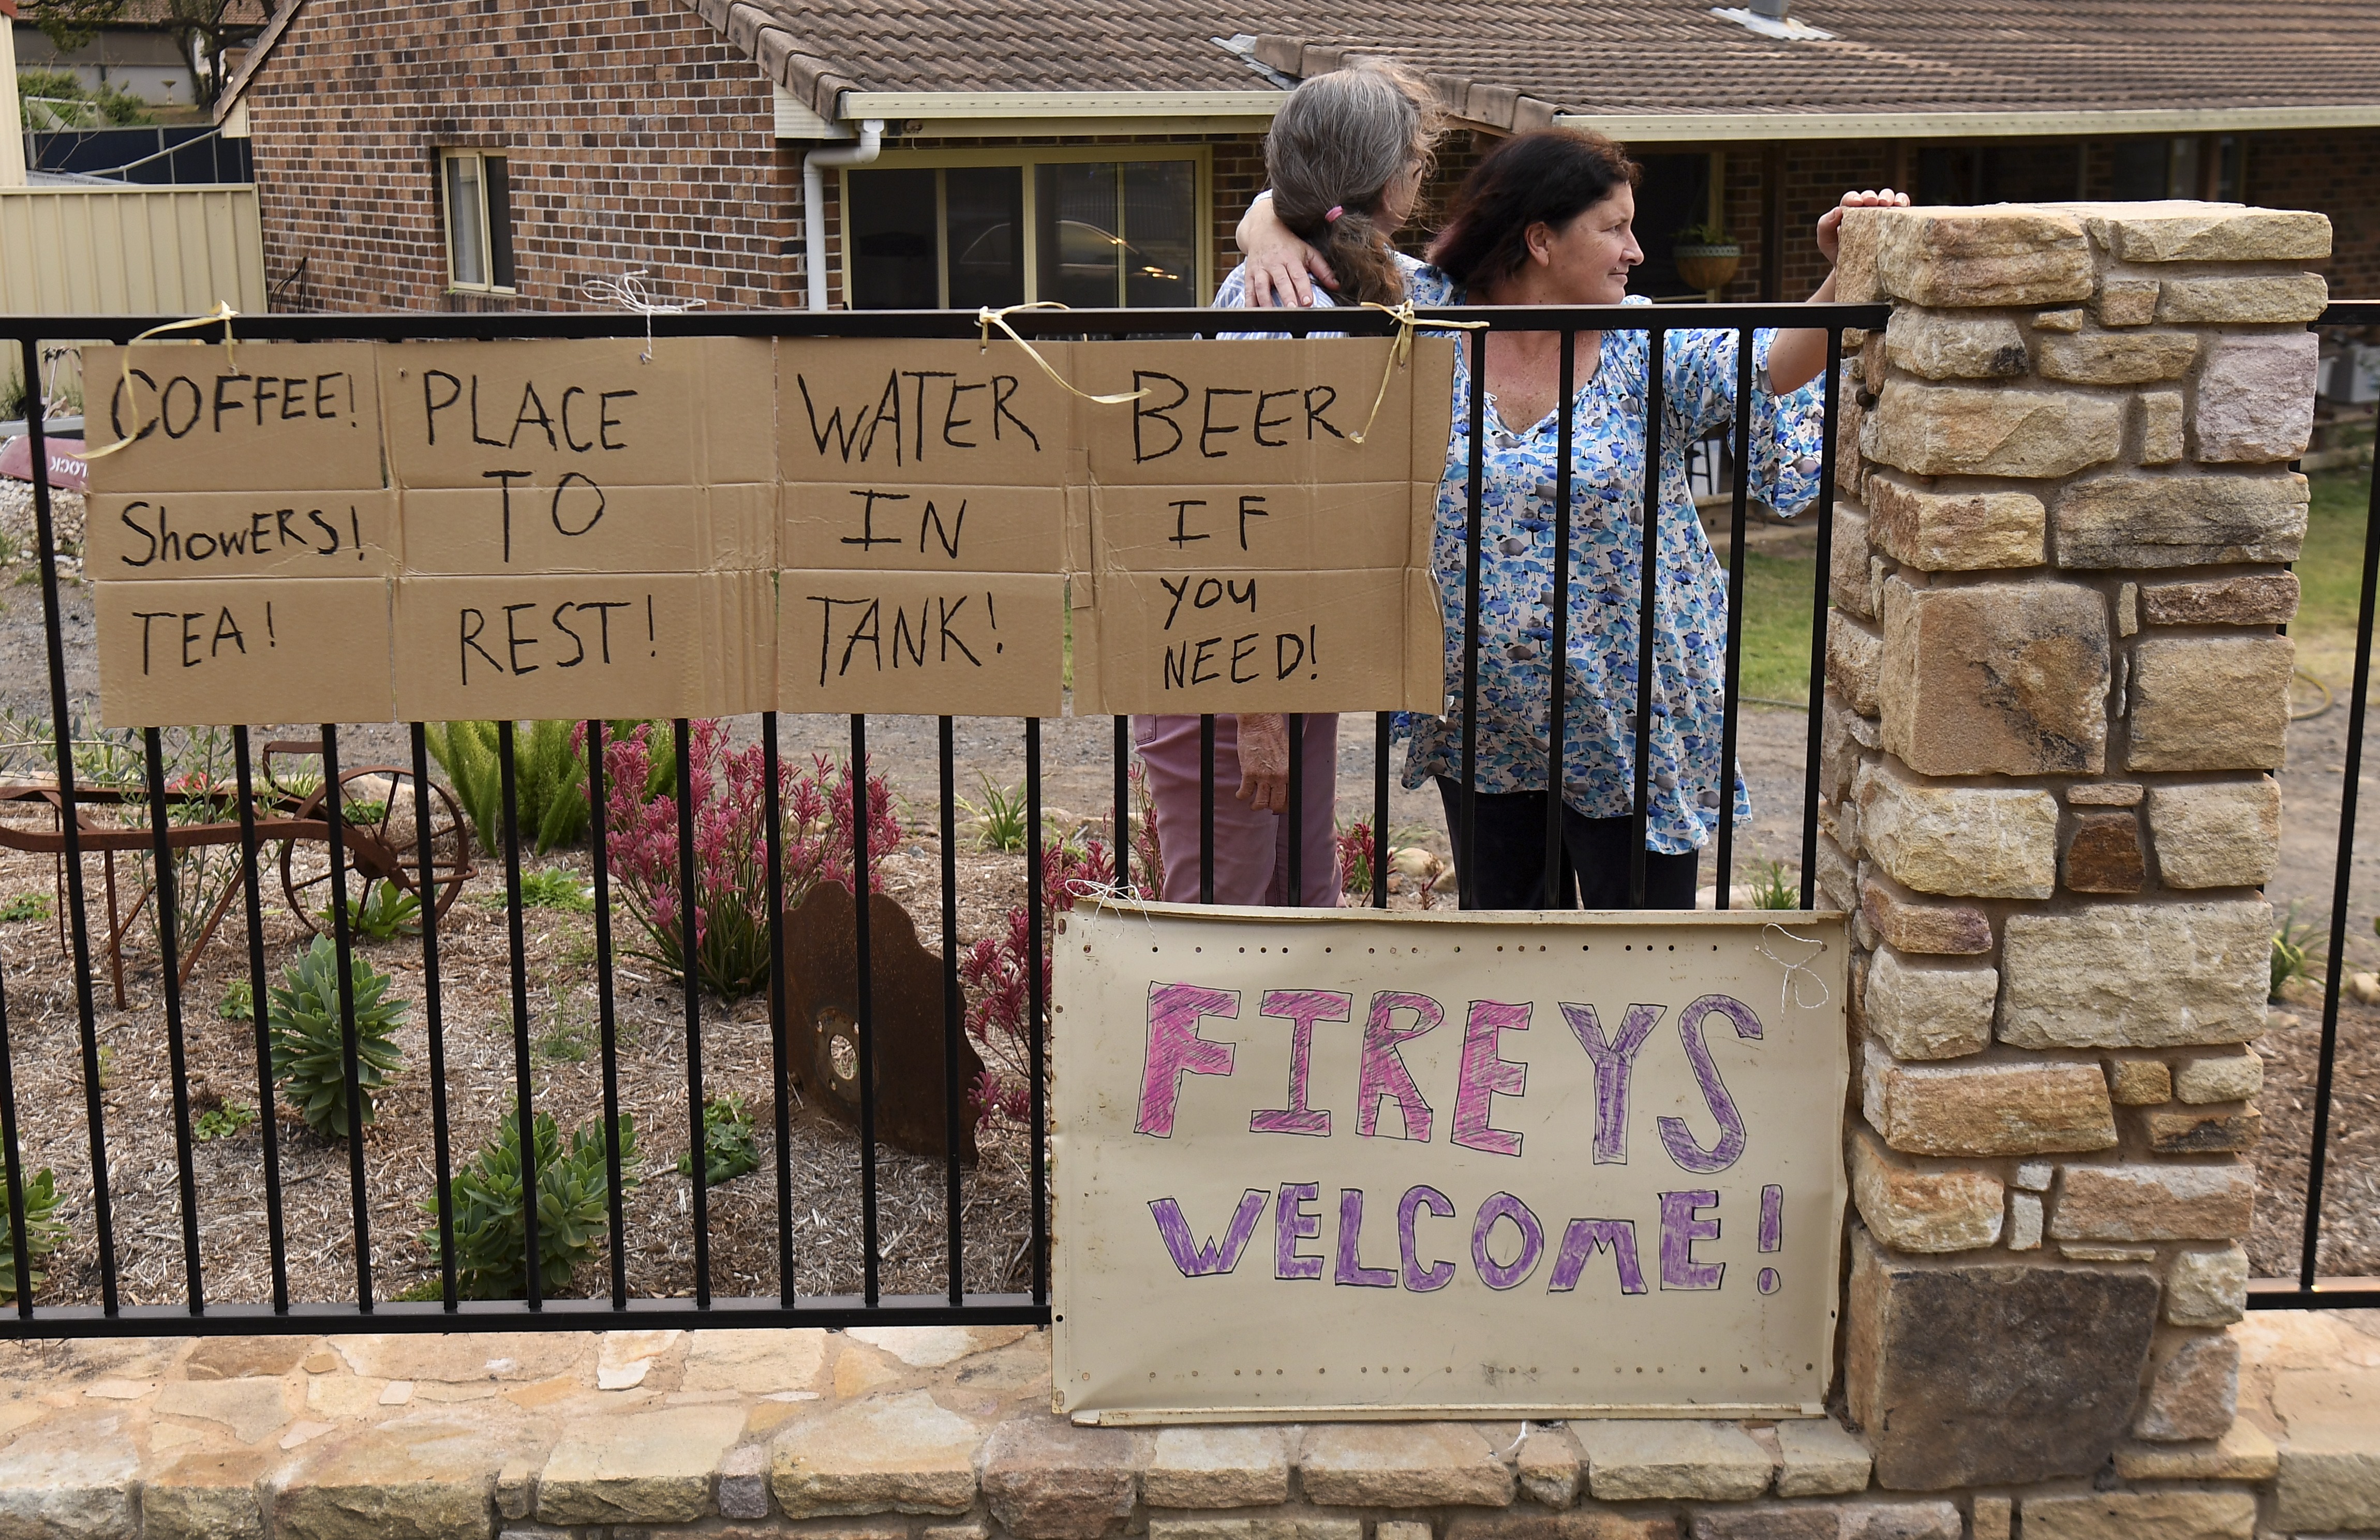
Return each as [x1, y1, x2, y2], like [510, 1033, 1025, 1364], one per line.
[2112, 1416, 2277, 1481]
[1851, 1125, 2004, 1253]
[2274, 1416, 2380, 1531]
[1573, 1419, 1773, 1502]
[1843, 1231, 2159, 1490]
[1854, 764, 2058, 901]
[1871, 206, 2095, 307]
[1996, 900, 2270, 1050]
[2049, 1161, 2257, 1242]
[1866, 1059, 2117, 1158]
[979, 1416, 1146, 1540]
[2019, 1489, 2257, 1540]
[130, 1447, 272, 1540]
[1877, 576, 2109, 779]
[1142, 1425, 1292, 1509]
[536, 1402, 747, 1526]
[2128, 636, 2295, 772]
[2051, 472, 2309, 569]
[1297, 1423, 1514, 1508]
[1770, 1417, 1872, 1497]
[2065, 200, 2332, 262]
[266, 1411, 505, 1540]
[1864, 472, 2045, 572]
[1515, 1422, 1583, 1508]
[1862, 948, 1995, 1061]
[2139, 572, 2299, 627]
[768, 1389, 986, 1518]
[1864, 380, 2121, 480]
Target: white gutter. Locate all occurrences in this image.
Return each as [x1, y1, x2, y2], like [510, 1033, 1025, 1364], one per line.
[802, 117, 882, 312]
[838, 90, 1283, 119]
[1553, 103, 2380, 142]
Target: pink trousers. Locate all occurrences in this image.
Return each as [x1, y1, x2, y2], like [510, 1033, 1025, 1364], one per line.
[1132, 714, 1341, 907]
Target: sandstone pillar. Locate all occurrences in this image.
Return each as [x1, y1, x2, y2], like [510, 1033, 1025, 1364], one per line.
[1826, 199, 2330, 1490]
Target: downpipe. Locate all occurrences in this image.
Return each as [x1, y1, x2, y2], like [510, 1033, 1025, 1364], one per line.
[803, 118, 883, 312]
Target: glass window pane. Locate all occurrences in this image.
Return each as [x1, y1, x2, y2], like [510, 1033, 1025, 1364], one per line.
[945, 166, 1023, 311]
[1037, 161, 1121, 308]
[846, 167, 939, 309]
[1120, 160, 1197, 308]
[445, 154, 486, 288]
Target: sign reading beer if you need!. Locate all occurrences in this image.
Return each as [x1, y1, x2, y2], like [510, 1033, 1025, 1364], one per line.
[81, 334, 1452, 727]
[1050, 904, 1850, 1423]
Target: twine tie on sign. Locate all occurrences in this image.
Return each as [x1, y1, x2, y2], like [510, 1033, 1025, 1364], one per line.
[1756, 921, 1831, 1023]
[1061, 876, 1163, 948]
[1346, 300, 1485, 445]
[581, 268, 704, 363]
[975, 303, 1149, 405]
[78, 301, 241, 462]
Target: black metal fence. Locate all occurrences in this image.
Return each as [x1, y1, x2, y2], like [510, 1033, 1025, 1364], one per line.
[2247, 298, 2380, 1312]
[0, 293, 2069, 1338]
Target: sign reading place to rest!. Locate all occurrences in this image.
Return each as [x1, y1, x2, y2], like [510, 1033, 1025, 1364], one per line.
[83, 334, 1457, 726]
[1051, 904, 1850, 1423]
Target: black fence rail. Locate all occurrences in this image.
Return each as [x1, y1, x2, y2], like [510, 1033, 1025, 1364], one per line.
[2248, 298, 2380, 1312]
[1, 297, 1900, 1336]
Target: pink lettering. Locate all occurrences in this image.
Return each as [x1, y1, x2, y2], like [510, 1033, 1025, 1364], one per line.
[1250, 988, 1350, 1136]
[1451, 999, 1529, 1157]
[1357, 991, 1442, 1141]
[1134, 982, 1240, 1137]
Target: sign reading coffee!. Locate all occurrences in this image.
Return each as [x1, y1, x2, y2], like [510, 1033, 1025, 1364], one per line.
[82, 334, 1455, 726]
[1051, 904, 1850, 1422]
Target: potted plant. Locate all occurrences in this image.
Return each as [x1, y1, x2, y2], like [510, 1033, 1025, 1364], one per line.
[1672, 221, 1743, 294]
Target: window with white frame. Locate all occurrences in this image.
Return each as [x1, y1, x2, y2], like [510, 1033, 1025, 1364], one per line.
[842, 149, 1204, 310]
[441, 149, 516, 292]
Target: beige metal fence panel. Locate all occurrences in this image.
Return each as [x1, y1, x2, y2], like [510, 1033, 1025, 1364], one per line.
[0, 185, 266, 316]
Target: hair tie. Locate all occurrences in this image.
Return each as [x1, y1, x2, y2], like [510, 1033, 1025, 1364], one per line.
[1325, 205, 1344, 222]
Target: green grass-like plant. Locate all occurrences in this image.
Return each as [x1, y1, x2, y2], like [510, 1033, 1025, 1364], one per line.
[959, 774, 1033, 854]
[511, 869, 594, 913]
[425, 1105, 640, 1299]
[1748, 859, 1799, 910]
[676, 1093, 758, 1187]
[0, 893, 47, 924]
[268, 936, 407, 1139]
[194, 1102, 255, 1142]
[216, 978, 253, 1021]
[426, 721, 591, 858]
[2274, 902, 2328, 1004]
[330, 877, 422, 941]
[0, 1168, 65, 1304]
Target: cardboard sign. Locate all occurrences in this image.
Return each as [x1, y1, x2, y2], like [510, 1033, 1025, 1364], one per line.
[776, 570, 1067, 717]
[1052, 904, 1850, 1423]
[1080, 565, 1443, 714]
[95, 577, 394, 726]
[379, 338, 775, 488]
[777, 339, 1077, 485]
[1092, 481, 1421, 573]
[401, 483, 772, 574]
[391, 571, 771, 721]
[781, 481, 1071, 574]
[81, 343, 384, 494]
[88, 492, 399, 580]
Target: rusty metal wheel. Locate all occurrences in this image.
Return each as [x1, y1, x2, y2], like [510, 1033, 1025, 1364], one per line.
[281, 767, 473, 937]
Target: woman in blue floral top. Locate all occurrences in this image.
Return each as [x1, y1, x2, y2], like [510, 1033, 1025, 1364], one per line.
[1237, 129, 1906, 908]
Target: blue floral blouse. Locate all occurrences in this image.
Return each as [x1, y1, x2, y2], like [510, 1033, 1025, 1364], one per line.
[1211, 258, 1825, 856]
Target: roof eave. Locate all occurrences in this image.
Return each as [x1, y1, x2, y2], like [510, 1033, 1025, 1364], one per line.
[1557, 104, 2380, 141]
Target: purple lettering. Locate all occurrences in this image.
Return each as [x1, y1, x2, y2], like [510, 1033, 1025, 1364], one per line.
[1148, 1190, 1267, 1277]
[1275, 1182, 1323, 1280]
[1452, 1000, 1529, 1157]
[1134, 982, 1240, 1137]
[1760, 1185, 1783, 1252]
[1357, 991, 1441, 1141]
[1471, 1192, 1545, 1291]
[1659, 1190, 1724, 1290]
[1397, 1185, 1456, 1292]
[1333, 1189, 1395, 1288]
[1658, 994, 1763, 1174]
[1559, 1001, 1664, 1164]
[1549, 1218, 1648, 1295]
[1250, 988, 1350, 1136]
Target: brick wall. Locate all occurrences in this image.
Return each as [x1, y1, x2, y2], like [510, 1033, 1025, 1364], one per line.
[245, 0, 801, 312]
[2243, 128, 2380, 300]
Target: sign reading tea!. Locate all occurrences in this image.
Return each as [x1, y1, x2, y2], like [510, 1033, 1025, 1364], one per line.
[1052, 904, 1850, 1422]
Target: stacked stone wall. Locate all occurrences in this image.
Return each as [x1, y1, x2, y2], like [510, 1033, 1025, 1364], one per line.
[1824, 198, 2328, 1517]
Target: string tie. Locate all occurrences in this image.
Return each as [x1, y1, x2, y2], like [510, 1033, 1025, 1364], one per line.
[581, 268, 704, 363]
[976, 303, 1149, 405]
[1344, 299, 1487, 445]
[1756, 921, 1831, 1023]
[78, 302, 240, 463]
[1063, 876, 1162, 947]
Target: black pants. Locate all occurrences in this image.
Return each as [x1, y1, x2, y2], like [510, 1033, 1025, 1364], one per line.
[1435, 778, 1699, 910]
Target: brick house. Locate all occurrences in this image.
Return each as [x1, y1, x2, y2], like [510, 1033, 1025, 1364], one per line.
[214, 0, 2380, 316]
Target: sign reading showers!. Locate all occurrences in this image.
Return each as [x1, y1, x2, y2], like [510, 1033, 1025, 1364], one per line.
[80, 334, 1452, 726]
[1051, 904, 1850, 1422]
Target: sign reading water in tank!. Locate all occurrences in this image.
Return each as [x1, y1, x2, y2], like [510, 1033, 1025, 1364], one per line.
[1050, 904, 1850, 1423]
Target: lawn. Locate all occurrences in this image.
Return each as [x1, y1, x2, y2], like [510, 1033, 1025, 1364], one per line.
[2293, 467, 2376, 685]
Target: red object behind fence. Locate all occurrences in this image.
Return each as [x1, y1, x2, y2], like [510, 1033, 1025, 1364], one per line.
[0, 435, 87, 491]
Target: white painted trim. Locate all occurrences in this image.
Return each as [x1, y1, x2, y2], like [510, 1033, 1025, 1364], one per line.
[774, 84, 852, 141]
[1553, 104, 2380, 142]
[839, 89, 1284, 119]
[220, 99, 249, 139]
